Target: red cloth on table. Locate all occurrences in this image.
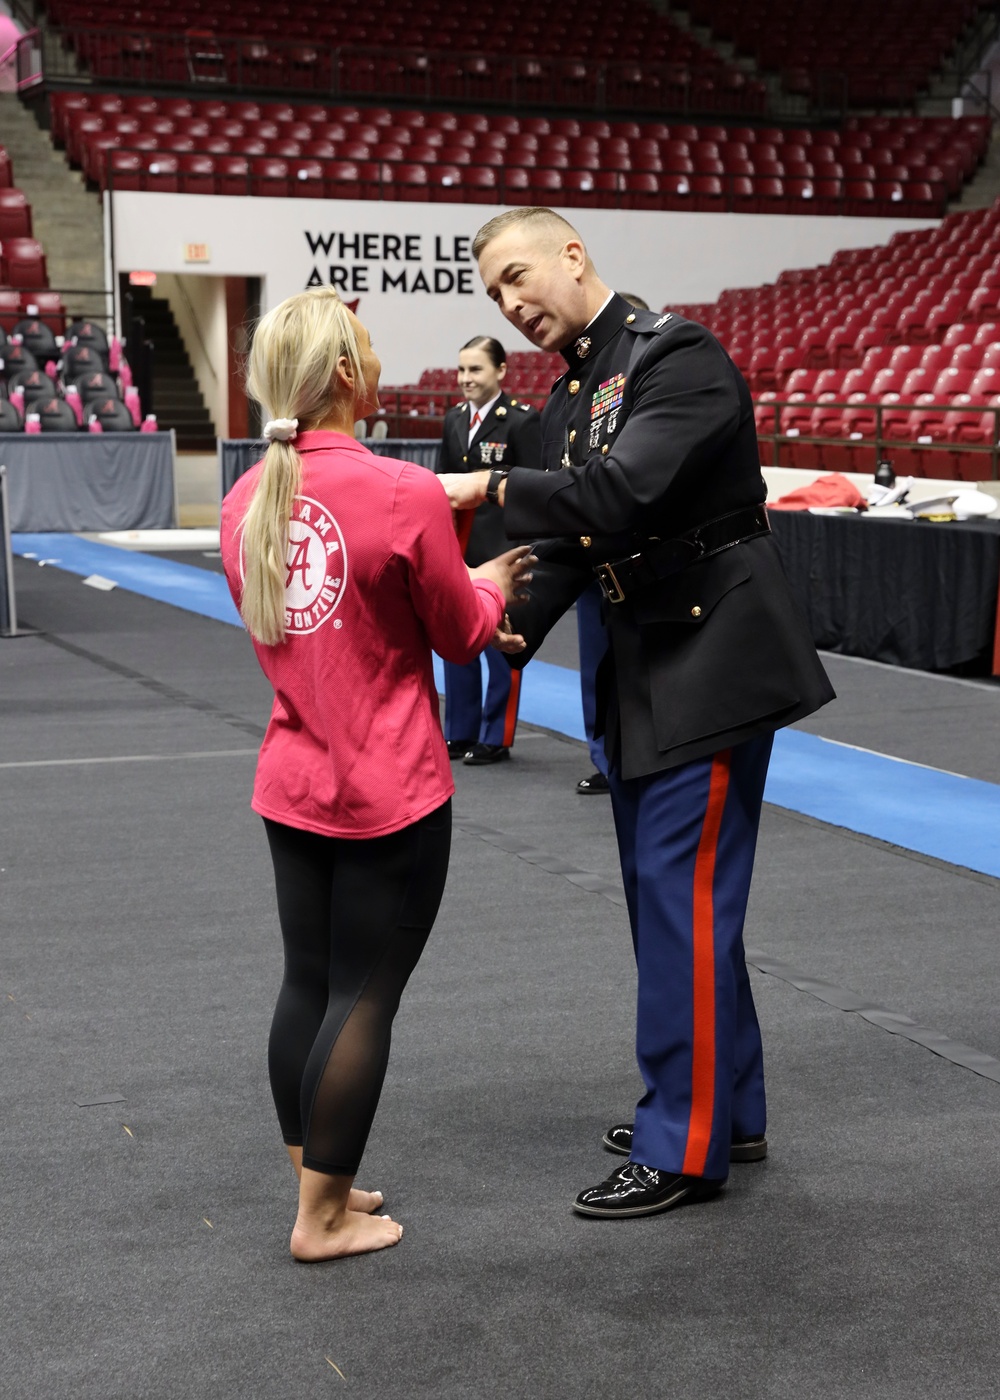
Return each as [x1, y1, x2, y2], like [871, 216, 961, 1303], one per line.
[768, 472, 867, 512]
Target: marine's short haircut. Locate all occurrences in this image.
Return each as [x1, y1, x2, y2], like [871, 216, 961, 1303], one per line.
[460, 335, 507, 367]
[472, 206, 582, 260]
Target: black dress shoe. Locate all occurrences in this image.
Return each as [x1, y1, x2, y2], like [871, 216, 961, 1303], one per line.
[446, 739, 475, 759]
[603, 1122, 767, 1163]
[462, 743, 510, 765]
[574, 1160, 725, 1218]
[576, 771, 610, 794]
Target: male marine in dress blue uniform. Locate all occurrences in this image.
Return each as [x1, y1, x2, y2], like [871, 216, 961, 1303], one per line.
[441, 209, 835, 1218]
[437, 386, 542, 761]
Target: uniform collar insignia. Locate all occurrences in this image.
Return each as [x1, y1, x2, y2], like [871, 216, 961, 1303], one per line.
[561, 293, 631, 369]
[496, 405, 507, 417]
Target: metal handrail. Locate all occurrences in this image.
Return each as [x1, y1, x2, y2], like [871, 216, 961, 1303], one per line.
[755, 396, 1000, 479]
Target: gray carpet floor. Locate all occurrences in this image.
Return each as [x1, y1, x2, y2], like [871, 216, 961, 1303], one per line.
[4, 554, 1000, 1400]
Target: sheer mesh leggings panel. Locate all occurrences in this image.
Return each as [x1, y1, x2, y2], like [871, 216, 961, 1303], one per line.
[263, 801, 451, 1176]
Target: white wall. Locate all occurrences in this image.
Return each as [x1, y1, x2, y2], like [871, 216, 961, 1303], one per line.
[155, 273, 229, 435]
[110, 193, 939, 385]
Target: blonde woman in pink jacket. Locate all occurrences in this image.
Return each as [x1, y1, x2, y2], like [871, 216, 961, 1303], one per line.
[221, 287, 532, 1261]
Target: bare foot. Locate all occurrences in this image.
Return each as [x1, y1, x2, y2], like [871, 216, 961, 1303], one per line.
[348, 1187, 384, 1214]
[290, 1211, 403, 1262]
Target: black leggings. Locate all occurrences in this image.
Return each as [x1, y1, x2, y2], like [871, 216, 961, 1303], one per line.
[262, 800, 451, 1176]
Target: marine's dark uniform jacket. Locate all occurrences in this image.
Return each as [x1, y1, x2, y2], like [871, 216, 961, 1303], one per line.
[503, 293, 834, 780]
[437, 390, 542, 566]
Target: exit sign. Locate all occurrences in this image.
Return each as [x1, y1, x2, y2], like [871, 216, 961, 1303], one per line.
[184, 243, 211, 263]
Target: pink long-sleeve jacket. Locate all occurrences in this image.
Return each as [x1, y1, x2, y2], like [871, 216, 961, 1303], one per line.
[221, 431, 505, 838]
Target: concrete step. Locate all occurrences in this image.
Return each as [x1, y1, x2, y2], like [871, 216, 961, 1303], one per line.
[948, 129, 1000, 211]
[0, 92, 105, 297]
[132, 286, 219, 437]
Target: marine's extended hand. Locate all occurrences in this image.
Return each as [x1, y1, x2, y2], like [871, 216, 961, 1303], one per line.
[439, 470, 491, 511]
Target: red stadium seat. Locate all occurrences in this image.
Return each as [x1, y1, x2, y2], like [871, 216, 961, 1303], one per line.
[900, 368, 938, 398]
[216, 156, 250, 197]
[623, 173, 662, 209]
[933, 366, 974, 400]
[942, 323, 978, 348]
[785, 368, 819, 395]
[107, 150, 144, 191]
[0, 238, 47, 288]
[21, 291, 65, 336]
[427, 164, 465, 201]
[969, 285, 1000, 321]
[282, 160, 322, 197]
[461, 166, 498, 203]
[691, 175, 725, 211]
[384, 163, 430, 201]
[179, 155, 218, 195]
[0, 190, 32, 238]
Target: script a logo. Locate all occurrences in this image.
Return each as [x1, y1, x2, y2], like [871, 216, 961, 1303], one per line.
[282, 495, 348, 634]
[240, 494, 348, 637]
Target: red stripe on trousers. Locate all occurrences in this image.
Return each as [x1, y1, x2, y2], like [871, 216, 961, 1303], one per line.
[501, 667, 521, 748]
[682, 749, 732, 1178]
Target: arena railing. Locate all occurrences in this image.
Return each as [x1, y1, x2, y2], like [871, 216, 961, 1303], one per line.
[0, 465, 19, 639]
[755, 398, 1000, 480]
[103, 150, 951, 217]
[29, 28, 964, 121]
[0, 285, 113, 332]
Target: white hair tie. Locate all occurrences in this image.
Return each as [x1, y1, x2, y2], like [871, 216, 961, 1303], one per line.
[263, 417, 299, 442]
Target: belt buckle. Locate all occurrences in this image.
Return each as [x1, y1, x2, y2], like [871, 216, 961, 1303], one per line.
[595, 561, 626, 604]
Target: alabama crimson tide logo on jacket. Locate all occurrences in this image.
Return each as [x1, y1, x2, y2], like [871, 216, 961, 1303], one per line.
[282, 495, 348, 634]
[242, 495, 348, 636]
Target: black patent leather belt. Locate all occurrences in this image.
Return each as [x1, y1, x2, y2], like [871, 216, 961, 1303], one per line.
[594, 504, 771, 604]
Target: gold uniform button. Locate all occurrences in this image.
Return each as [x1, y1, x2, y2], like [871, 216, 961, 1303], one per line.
[569, 429, 576, 443]
[691, 606, 702, 618]
[601, 444, 610, 455]
[462, 455, 468, 463]
[580, 535, 592, 548]
[568, 380, 580, 395]
[626, 313, 636, 323]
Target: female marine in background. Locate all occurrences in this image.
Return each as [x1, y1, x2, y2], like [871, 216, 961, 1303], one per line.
[220, 288, 532, 1261]
[436, 336, 542, 765]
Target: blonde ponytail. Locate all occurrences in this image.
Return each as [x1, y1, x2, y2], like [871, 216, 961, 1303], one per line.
[239, 287, 363, 645]
[239, 440, 302, 645]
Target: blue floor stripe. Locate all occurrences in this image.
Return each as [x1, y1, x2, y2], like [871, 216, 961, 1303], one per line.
[15, 533, 1000, 879]
[13, 533, 241, 627]
[766, 728, 1000, 878]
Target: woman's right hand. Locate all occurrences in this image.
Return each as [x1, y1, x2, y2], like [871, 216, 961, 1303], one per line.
[469, 546, 536, 606]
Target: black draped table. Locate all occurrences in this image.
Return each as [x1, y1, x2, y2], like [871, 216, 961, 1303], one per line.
[2, 432, 176, 532]
[767, 509, 1000, 676]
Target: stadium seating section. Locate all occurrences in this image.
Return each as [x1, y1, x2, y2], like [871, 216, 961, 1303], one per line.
[0, 318, 145, 432]
[0, 159, 140, 438]
[381, 199, 1000, 477]
[49, 93, 990, 217]
[686, 0, 991, 107]
[43, 0, 764, 113]
[671, 200, 1000, 480]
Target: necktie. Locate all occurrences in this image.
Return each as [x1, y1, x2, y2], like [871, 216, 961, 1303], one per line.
[469, 409, 481, 446]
